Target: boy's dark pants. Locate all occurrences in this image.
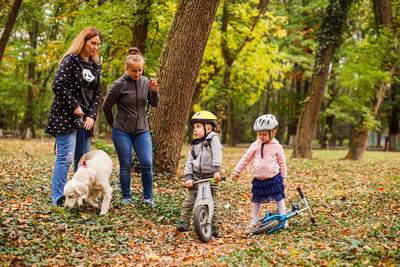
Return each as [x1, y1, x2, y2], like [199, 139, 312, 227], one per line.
[179, 182, 218, 227]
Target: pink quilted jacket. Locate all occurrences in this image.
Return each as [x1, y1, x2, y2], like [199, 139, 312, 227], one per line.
[233, 138, 287, 180]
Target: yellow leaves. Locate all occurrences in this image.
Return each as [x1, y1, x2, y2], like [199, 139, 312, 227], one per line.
[17, 218, 26, 224]
[313, 242, 327, 249]
[240, 192, 250, 201]
[4, 217, 13, 224]
[139, 243, 148, 249]
[146, 253, 160, 261]
[80, 213, 89, 220]
[307, 252, 317, 260]
[272, 25, 287, 38]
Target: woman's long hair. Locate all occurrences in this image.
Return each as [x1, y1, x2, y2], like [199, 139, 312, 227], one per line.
[59, 27, 102, 65]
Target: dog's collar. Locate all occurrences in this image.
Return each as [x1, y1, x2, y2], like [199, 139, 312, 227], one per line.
[82, 161, 88, 168]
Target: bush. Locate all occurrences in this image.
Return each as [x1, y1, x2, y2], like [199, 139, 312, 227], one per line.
[91, 139, 115, 155]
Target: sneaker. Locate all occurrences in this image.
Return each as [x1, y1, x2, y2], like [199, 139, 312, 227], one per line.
[284, 221, 289, 229]
[121, 197, 132, 205]
[142, 198, 156, 207]
[176, 221, 189, 232]
[56, 196, 65, 207]
[212, 225, 218, 237]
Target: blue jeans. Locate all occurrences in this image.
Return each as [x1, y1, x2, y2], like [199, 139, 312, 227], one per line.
[112, 128, 154, 200]
[51, 129, 90, 204]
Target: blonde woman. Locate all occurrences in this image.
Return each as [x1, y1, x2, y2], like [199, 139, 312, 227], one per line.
[46, 27, 102, 206]
[103, 53, 159, 207]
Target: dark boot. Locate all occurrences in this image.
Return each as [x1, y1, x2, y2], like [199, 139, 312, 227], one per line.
[176, 221, 189, 232]
[212, 225, 218, 237]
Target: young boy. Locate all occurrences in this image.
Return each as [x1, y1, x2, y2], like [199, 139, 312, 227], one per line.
[176, 111, 222, 237]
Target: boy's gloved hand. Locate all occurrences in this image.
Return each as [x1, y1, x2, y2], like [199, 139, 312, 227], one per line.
[232, 173, 239, 181]
[185, 179, 194, 188]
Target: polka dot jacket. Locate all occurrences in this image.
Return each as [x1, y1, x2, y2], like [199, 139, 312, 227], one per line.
[45, 54, 102, 137]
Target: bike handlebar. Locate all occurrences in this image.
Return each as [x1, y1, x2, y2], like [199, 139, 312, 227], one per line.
[187, 176, 226, 187]
[297, 187, 304, 199]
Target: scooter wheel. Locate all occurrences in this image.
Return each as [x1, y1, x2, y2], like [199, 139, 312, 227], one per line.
[247, 219, 280, 235]
[194, 205, 212, 243]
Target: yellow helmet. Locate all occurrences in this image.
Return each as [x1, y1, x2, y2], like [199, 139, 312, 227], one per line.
[190, 111, 218, 127]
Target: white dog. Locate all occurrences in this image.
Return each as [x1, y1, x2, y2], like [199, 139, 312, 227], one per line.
[64, 150, 113, 215]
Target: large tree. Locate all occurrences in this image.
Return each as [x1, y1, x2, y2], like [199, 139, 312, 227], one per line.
[150, 0, 220, 175]
[292, 0, 353, 158]
[386, 80, 400, 151]
[130, 0, 152, 54]
[219, 0, 270, 146]
[0, 0, 23, 69]
[345, 0, 398, 159]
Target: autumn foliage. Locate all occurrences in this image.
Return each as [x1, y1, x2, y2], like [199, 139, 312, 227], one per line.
[0, 140, 399, 265]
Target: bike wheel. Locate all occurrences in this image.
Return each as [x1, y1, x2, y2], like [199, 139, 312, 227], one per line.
[247, 219, 280, 235]
[194, 205, 212, 243]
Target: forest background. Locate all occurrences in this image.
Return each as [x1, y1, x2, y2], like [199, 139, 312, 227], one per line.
[1, 0, 399, 265]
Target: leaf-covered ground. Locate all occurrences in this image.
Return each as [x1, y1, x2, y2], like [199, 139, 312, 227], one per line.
[0, 139, 399, 266]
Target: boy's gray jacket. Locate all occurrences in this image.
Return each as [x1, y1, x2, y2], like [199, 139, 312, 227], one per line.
[184, 132, 222, 180]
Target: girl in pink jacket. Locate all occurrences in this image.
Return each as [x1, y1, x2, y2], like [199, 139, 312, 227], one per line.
[232, 114, 287, 228]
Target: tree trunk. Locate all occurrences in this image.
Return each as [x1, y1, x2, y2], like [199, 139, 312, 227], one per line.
[293, 0, 353, 158]
[220, 0, 270, 146]
[150, 0, 220, 176]
[131, 0, 152, 54]
[293, 47, 334, 158]
[94, 83, 108, 138]
[388, 132, 398, 151]
[388, 84, 400, 151]
[227, 98, 234, 146]
[321, 64, 339, 149]
[321, 114, 334, 149]
[21, 22, 38, 140]
[345, 61, 397, 159]
[345, 0, 397, 159]
[0, 107, 4, 137]
[263, 80, 272, 114]
[0, 0, 23, 69]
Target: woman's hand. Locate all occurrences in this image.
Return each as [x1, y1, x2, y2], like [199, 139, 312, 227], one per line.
[149, 78, 158, 92]
[74, 106, 84, 117]
[84, 116, 95, 130]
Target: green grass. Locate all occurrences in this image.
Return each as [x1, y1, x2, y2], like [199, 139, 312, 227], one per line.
[0, 139, 399, 265]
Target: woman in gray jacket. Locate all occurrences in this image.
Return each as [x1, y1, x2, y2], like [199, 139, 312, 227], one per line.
[103, 52, 160, 206]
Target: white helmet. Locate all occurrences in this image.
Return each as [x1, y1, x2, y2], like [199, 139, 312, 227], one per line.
[254, 114, 278, 131]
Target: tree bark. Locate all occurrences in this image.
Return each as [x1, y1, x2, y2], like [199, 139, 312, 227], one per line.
[387, 83, 400, 151]
[0, 0, 23, 69]
[131, 0, 152, 54]
[293, 0, 353, 158]
[150, 0, 220, 176]
[293, 47, 334, 158]
[21, 22, 38, 140]
[321, 63, 339, 149]
[345, 0, 397, 159]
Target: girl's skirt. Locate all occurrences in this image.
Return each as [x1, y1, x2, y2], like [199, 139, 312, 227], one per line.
[251, 173, 285, 203]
